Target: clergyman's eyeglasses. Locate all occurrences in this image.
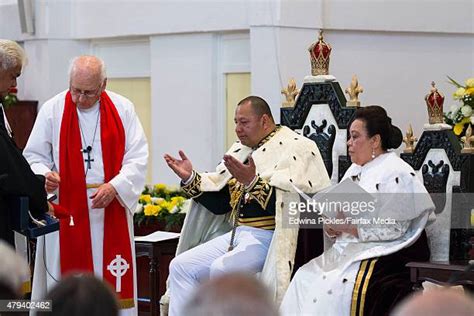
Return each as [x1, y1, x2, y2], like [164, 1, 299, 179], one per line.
[69, 84, 102, 98]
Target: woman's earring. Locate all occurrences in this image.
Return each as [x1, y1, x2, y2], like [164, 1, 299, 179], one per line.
[371, 149, 375, 159]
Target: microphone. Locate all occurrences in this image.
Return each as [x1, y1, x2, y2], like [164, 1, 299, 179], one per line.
[81, 145, 92, 153]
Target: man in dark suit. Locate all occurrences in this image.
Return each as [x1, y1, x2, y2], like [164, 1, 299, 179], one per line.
[0, 39, 48, 245]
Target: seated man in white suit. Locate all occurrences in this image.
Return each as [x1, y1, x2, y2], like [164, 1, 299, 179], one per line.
[164, 96, 330, 316]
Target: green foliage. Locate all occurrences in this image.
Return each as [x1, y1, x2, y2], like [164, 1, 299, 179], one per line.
[134, 184, 187, 231]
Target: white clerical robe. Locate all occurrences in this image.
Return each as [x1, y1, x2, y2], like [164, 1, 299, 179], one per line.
[23, 90, 148, 316]
[280, 152, 435, 316]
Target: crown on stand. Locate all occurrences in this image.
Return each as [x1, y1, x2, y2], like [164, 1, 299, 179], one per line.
[308, 30, 332, 76]
[425, 81, 445, 124]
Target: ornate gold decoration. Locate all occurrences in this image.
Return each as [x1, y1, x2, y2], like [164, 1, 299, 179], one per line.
[228, 178, 245, 211]
[345, 75, 364, 107]
[246, 177, 273, 210]
[402, 124, 417, 153]
[308, 30, 332, 76]
[255, 126, 281, 149]
[228, 178, 245, 228]
[425, 81, 445, 124]
[238, 215, 275, 230]
[461, 124, 474, 154]
[181, 172, 203, 198]
[281, 78, 299, 107]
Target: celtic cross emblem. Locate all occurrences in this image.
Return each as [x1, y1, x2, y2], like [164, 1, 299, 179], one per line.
[107, 254, 130, 292]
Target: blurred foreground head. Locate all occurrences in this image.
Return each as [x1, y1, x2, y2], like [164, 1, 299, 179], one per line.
[0, 241, 29, 299]
[391, 288, 474, 316]
[38, 274, 119, 316]
[183, 273, 279, 316]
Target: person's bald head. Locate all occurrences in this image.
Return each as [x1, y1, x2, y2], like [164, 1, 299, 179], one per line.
[237, 96, 274, 121]
[68, 56, 107, 109]
[182, 273, 278, 316]
[392, 289, 474, 316]
[69, 55, 106, 83]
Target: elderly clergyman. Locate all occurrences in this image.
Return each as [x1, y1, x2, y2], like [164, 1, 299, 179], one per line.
[24, 55, 148, 315]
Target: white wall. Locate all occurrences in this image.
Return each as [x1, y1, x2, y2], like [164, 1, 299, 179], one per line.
[19, 40, 89, 105]
[150, 33, 218, 184]
[318, 0, 473, 34]
[256, 27, 474, 138]
[0, 0, 23, 39]
[0, 0, 472, 184]
[216, 32, 251, 155]
[70, 0, 250, 38]
[91, 39, 150, 78]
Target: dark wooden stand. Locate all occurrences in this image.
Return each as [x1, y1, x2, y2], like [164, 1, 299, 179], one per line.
[4, 100, 38, 149]
[135, 238, 179, 316]
[407, 261, 474, 292]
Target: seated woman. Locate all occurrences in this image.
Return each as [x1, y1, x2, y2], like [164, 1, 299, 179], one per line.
[280, 106, 435, 316]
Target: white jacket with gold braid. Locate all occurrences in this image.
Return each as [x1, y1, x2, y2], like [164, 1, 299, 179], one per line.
[160, 126, 330, 314]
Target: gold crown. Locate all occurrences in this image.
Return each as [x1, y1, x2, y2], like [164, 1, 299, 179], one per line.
[308, 30, 332, 76]
[424, 81, 445, 124]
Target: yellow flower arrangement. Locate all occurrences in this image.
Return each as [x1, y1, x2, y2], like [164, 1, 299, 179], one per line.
[134, 184, 188, 231]
[444, 76, 474, 138]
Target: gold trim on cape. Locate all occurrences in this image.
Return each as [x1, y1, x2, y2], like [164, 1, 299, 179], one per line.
[350, 258, 378, 316]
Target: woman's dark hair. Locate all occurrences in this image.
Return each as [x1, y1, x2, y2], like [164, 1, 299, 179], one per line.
[38, 274, 119, 316]
[350, 105, 403, 150]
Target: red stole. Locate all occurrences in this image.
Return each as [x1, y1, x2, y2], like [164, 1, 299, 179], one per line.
[58, 91, 134, 307]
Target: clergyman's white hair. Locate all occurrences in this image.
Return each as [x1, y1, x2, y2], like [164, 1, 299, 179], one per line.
[68, 55, 107, 81]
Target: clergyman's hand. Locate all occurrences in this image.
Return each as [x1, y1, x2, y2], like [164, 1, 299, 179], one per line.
[90, 183, 117, 209]
[45, 171, 60, 193]
[223, 155, 256, 186]
[164, 150, 193, 181]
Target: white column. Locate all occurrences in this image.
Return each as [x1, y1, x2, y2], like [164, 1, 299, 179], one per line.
[249, 0, 324, 123]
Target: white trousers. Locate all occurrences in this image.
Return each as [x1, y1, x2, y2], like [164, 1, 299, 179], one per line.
[168, 226, 274, 316]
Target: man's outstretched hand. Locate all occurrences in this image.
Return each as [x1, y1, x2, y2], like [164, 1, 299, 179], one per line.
[164, 150, 193, 181]
[223, 154, 256, 186]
